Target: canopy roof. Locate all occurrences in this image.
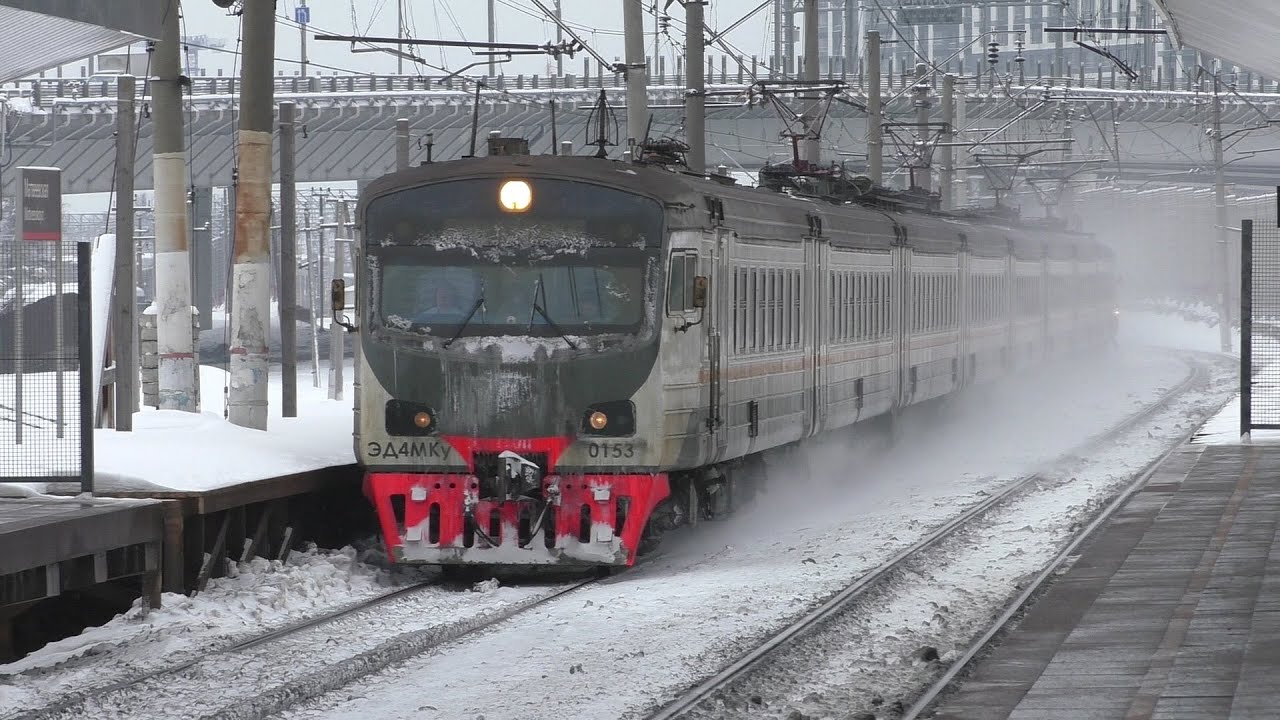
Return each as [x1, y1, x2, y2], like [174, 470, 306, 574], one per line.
[1154, 0, 1280, 79]
[0, 0, 162, 83]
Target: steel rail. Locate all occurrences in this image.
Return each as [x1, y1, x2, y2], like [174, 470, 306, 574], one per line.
[11, 577, 597, 720]
[648, 355, 1207, 720]
[900, 359, 1216, 719]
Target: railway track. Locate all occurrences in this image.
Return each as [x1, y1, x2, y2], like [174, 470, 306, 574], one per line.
[12, 576, 599, 720]
[648, 355, 1211, 720]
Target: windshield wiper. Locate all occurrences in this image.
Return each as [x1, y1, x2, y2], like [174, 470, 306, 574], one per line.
[526, 275, 579, 349]
[441, 284, 486, 349]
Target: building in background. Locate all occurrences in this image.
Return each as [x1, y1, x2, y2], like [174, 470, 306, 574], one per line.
[773, 1, 1241, 87]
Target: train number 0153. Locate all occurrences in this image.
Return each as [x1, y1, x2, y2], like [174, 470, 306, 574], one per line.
[587, 442, 635, 459]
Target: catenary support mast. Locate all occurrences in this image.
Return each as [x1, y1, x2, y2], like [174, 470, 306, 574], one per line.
[624, 0, 650, 147]
[803, 0, 820, 165]
[228, 0, 276, 430]
[280, 101, 298, 418]
[866, 30, 883, 185]
[685, 0, 706, 173]
[153, 0, 198, 412]
[1212, 75, 1232, 353]
[113, 76, 138, 430]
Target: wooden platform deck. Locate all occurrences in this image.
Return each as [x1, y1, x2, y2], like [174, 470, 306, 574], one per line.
[933, 443, 1280, 720]
[0, 496, 163, 612]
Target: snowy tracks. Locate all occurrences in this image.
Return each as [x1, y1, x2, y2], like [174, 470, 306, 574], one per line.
[649, 356, 1210, 720]
[15, 579, 591, 720]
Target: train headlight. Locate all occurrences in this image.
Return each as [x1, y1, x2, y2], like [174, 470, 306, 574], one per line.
[413, 411, 433, 429]
[499, 179, 533, 212]
[581, 401, 635, 437]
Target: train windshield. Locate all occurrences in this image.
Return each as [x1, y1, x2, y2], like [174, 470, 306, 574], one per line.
[366, 177, 662, 339]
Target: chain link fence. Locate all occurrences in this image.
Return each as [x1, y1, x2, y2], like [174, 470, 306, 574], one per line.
[0, 236, 91, 486]
[1242, 210, 1280, 432]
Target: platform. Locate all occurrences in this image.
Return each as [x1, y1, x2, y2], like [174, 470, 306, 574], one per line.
[0, 496, 162, 612]
[933, 441, 1280, 720]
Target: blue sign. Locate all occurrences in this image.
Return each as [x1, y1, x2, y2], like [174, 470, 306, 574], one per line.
[295, 5, 310, 24]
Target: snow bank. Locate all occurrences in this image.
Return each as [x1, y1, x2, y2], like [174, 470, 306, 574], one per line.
[90, 363, 355, 492]
[0, 546, 392, 713]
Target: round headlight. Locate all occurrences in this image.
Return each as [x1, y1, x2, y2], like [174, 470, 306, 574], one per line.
[413, 411, 433, 429]
[499, 179, 533, 212]
[589, 411, 608, 431]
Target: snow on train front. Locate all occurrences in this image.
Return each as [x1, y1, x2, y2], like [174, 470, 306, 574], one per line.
[351, 157, 674, 567]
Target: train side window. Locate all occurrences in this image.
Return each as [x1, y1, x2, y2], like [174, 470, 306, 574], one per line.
[773, 269, 782, 349]
[747, 267, 757, 348]
[785, 270, 794, 348]
[763, 269, 770, 349]
[666, 251, 698, 315]
[792, 270, 801, 346]
[734, 267, 746, 351]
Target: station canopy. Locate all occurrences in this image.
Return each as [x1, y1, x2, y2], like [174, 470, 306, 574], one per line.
[1154, 0, 1280, 79]
[0, 0, 161, 83]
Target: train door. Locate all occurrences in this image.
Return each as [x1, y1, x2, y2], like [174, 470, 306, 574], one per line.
[802, 235, 818, 438]
[706, 228, 730, 460]
[811, 235, 830, 435]
[894, 245, 913, 409]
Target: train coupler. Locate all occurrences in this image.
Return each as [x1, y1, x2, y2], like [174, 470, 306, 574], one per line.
[365, 472, 670, 566]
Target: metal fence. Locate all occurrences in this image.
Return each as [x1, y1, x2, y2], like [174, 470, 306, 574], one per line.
[1241, 213, 1280, 432]
[0, 236, 92, 489]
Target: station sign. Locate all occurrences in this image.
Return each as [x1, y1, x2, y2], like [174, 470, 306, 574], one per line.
[18, 167, 61, 242]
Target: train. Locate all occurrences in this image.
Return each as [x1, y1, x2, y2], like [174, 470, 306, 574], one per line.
[335, 149, 1117, 569]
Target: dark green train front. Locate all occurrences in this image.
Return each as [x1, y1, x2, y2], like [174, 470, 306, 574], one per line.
[355, 157, 673, 566]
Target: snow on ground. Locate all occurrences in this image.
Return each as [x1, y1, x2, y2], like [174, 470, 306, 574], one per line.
[91, 362, 356, 492]
[0, 359, 356, 497]
[0, 546, 389, 715]
[691, 370, 1236, 719]
[276, 341, 1233, 720]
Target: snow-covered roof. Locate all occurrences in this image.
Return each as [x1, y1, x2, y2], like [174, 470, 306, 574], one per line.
[1154, 0, 1280, 79]
[0, 0, 161, 83]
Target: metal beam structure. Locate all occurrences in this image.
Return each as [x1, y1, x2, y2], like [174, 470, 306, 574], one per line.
[1154, 0, 1280, 80]
[7, 80, 1280, 196]
[0, 0, 161, 82]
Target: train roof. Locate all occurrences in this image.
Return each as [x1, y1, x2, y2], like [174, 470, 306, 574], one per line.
[359, 155, 1107, 262]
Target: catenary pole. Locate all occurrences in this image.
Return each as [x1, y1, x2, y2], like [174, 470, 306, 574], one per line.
[153, 0, 198, 412]
[914, 63, 931, 192]
[802, 0, 820, 165]
[329, 202, 349, 401]
[940, 74, 955, 209]
[1212, 74, 1232, 353]
[114, 75, 137, 430]
[488, 0, 497, 77]
[624, 0, 650, 147]
[228, 0, 276, 430]
[300, 0, 309, 77]
[556, 0, 565, 76]
[772, 0, 782, 78]
[866, 30, 883, 185]
[685, 0, 706, 174]
[280, 101, 298, 417]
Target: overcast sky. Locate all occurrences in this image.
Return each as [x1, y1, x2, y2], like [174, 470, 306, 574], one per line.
[93, 1, 781, 79]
